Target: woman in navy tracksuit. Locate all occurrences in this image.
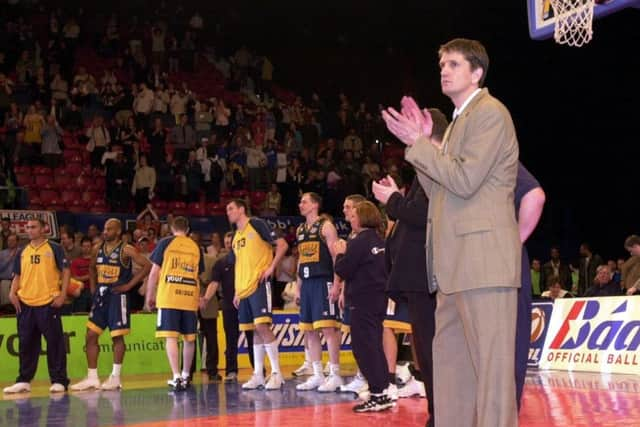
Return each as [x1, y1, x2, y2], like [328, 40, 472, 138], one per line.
[334, 201, 392, 413]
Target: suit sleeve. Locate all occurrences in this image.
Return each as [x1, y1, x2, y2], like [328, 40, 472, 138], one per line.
[12, 248, 24, 276]
[198, 247, 206, 275]
[334, 236, 366, 281]
[406, 104, 515, 199]
[385, 181, 428, 228]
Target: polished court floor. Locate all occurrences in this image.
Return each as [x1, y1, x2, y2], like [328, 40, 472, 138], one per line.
[1, 368, 640, 426]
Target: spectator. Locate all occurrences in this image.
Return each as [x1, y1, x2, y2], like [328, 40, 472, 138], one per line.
[198, 249, 221, 381]
[540, 275, 573, 301]
[281, 281, 300, 311]
[147, 117, 167, 166]
[86, 115, 111, 170]
[136, 205, 161, 233]
[151, 27, 166, 66]
[62, 102, 84, 132]
[108, 151, 132, 212]
[195, 102, 213, 143]
[609, 259, 622, 284]
[584, 265, 623, 297]
[185, 150, 203, 202]
[578, 243, 605, 296]
[245, 142, 267, 191]
[531, 258, 543, 297]
[264, 183, 282, 215]
[60, 229, 82, 261]
[155, 153, 176, 201]
[206, 232, 222, 257]
[541, 246, 573, 292]
[170, 114, 196, 163]
[40, 115, 64, 169]
[133, 82, 154, 128]
[22, 105, 45, 165]
[170, 86, 189, 125]
[131, 155, 156, 213]
[0, 234, 19, 311]
[214, 99, 231, 139]
[86, 224, 102, 245]
[622, 235, 640, 295]
[274, 244, 297, 309]
[0, 217, 14, 249]
[70, 237, 92, 313]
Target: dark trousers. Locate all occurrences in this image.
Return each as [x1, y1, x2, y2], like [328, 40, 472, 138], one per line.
[17, 303, 69, 386]
[199, 315, 219, 375]
[134, 187, 150, 213]
[406, 292, 436, 425]
[515, 253, 533, 409]
[222, 307, 240, 374]
[350, 301, 388, 394]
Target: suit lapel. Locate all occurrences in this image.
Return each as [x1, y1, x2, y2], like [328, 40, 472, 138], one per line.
[443, 88, 489, 155]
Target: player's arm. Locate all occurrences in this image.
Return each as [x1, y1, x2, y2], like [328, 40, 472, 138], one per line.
[145, 263, 161, 310]
[518, 187, 545, 243]
[52, 244, 70, 308]
[89, 245, 99, 295]
[8, 274, 21, 313]
[261, 237, 289, 281]
[114, 245, 152, 293]
[200, 280, 219, 311]
[321, 220, 342, 301]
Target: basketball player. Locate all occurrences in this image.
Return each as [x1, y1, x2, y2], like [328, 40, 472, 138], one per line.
[71, 219, 151, 391]
[3, 219, 70, 394]
[145, 216, 205, 391]
[294, 192, 343, 392]
[226, 199, 289, 390]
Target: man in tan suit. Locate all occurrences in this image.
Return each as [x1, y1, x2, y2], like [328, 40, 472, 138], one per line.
[382, 38, 521, 427]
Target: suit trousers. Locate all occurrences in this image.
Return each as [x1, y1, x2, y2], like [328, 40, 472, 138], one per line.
[405, 292, 436, 426]
[433, 287, 518, 427]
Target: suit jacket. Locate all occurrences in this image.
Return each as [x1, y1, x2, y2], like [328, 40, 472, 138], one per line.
[540, 260, 572, 291]
[621, 255, 640, 290]
[384, 178, 429, 295]
[578, 254, 604, 296]
[406, 88, 521, 294]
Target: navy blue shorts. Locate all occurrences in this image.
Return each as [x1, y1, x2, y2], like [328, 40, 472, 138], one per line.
[383, 299, 412, 333]
[87, 286, 130, 337]
[299, 277, 340, 331]
[238, 279, 272, 331]
[156, 308, 198, 341]
[341, 305, 351, 333]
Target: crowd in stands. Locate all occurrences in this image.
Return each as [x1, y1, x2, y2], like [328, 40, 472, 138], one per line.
[0, 3, 399, 217]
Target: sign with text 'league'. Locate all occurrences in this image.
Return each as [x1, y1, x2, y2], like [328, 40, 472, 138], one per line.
[540, 297, 640, 374]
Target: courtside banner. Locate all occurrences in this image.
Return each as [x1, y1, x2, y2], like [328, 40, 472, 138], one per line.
[0, 210, 60, 239]
[0, 311, 354, 381]
[539, 297, 640, 374]
[528, 301, 554, 367]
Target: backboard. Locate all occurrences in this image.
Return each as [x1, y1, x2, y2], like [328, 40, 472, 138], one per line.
[528, 0, 640, 40]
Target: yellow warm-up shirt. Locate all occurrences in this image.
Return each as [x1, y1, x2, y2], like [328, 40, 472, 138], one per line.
[231, 218, 276, 299]
[150, 235, 205, 311]
[14, 240, 68, 306]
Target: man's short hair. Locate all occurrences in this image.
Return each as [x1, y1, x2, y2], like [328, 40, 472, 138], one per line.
[624, 235, 640, 249]
[80, 236, 92, 245]
[428, 108, 449, 142]
[229, 198, 249, 214]
[172, 216, 189, 232]
[546, 275, 561, 288]
[303, 192, 323, 210]
[439, 38, 490, 87]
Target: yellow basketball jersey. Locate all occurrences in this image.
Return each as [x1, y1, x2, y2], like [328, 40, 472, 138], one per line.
[232, 218, 275, 299]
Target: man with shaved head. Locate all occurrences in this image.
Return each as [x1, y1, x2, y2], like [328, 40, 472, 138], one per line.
[71, 218, 151, 391]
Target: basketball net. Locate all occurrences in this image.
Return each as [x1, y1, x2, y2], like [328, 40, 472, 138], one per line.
[549, 0, 595, 47]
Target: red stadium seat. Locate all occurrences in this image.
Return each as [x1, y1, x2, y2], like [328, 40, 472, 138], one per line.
[61, 190, 80, 203]
[188, 202, 206, 217]
[55, 175, 73, 188]
[15, 165, 32, 175]
[168, 201, 187, 216]
[39, 190, 59, 204]
[232, 190, 248, 198]
[15, 173, 33, 187]
[151, 200, 168, 216]
[35, 175, 51, 186]
[206, 202, 226, 216]
[67, 199, 87, 213]
[45, 198, 64, 212]
[33, 166, 53, 176]
[82, 191, 100, 203]
[66, 162, 83, 176]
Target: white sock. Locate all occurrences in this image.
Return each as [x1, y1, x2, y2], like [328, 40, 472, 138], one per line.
[181, 370, 190, 380]
[312, 361, 323, 377]
[253, 344, 266, 377]
[329, 363, 340, 376]
[88, 368, 99, 380]
[264, 341, 281, 375]
[111, 364, 122, 377]
[173, 373, 181, 381]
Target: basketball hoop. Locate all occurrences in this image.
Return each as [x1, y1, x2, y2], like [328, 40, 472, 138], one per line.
[549, 0, 595, 47]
